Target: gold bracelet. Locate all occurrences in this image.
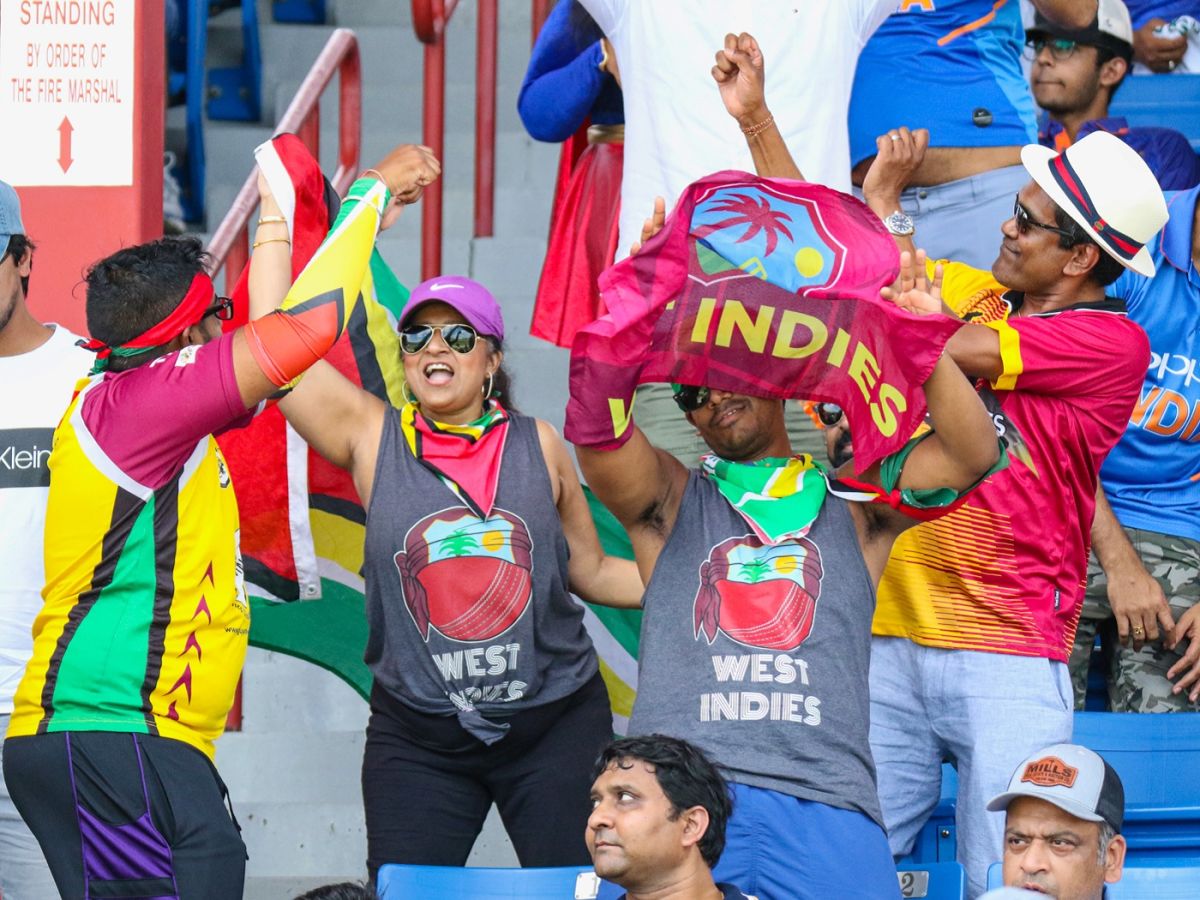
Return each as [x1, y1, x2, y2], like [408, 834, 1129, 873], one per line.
[257, 215, 287, 226]
[252, 237, 291, 249]
[741, 113, 775, 137]
[360, 167, 389, 189]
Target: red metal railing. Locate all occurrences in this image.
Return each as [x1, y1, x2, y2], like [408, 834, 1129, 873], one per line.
[411, 1, 549, 280]
[207, 28, 362, 290]
[531, 0, 550, 44]
[205, 29, 361, 731]
[412, 0, 499, 280]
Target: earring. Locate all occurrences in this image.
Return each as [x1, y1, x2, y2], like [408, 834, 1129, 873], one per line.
[402, 381, 418, 405]
[483, 373, 495, 398]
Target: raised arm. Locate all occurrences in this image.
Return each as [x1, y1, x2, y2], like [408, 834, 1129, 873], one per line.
[712, 32, 803, 181]
[245, 144, 439, 497]
[569, 202, 689, 571]
[536, 420, 645, 606]
[1032, 0, 1097, 29]
[517, 0, 616, 142]
[861, 126, 928, 260]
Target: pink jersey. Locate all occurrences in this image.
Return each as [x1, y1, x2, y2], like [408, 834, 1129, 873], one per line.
[80, 334, 251, 484]
[874, 297, 1150, 662]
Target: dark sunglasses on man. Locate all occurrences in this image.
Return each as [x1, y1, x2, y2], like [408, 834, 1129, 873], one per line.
[672, 384, 711, 413]
[399, 323, 481, 355]
[815, 402, 843, 427]
[1012, 195, 1078, 241]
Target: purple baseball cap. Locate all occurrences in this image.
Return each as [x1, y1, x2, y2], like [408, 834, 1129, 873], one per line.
[400, 275, 505, 342]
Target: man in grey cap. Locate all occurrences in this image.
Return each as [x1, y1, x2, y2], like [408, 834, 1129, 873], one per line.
[0, 179, 90, 898]
[987, 743, 1127, 899]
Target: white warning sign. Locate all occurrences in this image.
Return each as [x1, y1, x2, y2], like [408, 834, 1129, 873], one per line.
[0, 1, 134, 186]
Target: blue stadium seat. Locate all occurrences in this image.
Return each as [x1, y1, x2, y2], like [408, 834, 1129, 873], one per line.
[987, 861, 1200, 897]
[1109, 74, 1200, 152]
[376, 864, 604, 899]
[896, 861, 966, 899]
[986, 862, 1003, 890]
[1108, 863, 1200, 897]
[1073, 712, 1200, 861]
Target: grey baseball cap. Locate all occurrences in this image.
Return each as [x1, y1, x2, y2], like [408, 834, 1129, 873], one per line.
[0, 180, 24, 250]
[987, 743, 1125, 833]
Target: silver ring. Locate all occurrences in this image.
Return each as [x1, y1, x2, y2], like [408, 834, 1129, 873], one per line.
[889, 134, 900, 140]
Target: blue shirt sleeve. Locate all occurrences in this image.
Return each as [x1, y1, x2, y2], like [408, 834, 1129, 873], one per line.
[1111, 266, 1150, 313]
[518, 0, 622, 143]
[1124, 1, 1200, 30]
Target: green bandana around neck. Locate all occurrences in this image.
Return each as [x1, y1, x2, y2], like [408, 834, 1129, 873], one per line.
[700, 454, 828, 545]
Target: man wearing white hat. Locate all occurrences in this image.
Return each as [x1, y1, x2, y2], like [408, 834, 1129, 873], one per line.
[987, 743, 1126, 899]
[865, 129, 1168, 897]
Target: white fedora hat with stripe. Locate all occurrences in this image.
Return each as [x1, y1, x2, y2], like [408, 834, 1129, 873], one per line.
[1021, 131, 1168, 278]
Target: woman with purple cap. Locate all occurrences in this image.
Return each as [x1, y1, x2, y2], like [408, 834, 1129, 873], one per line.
[247, 183, 643, 876]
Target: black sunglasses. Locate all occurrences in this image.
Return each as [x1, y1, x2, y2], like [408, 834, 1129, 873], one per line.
[400, 323, 479, 355]
[815, 402, 843, 427]
[203, 296, 235, 322]
[1013, 196, 1077, 241]
[672, 384, 711, 413]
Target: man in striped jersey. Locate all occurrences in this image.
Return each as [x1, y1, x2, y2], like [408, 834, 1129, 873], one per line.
[1, 144, 438, 900]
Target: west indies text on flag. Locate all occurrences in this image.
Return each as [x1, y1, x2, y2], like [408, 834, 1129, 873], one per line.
[565, 171, 965, 471]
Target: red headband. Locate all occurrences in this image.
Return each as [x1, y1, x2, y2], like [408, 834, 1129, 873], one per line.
[80, 272, 216, 362]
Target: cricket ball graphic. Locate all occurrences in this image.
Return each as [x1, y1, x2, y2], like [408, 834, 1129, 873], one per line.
[394, 507, 534, 642]
[694, 534, 823, 651]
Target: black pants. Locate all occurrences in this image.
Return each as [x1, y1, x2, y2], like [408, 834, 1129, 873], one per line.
[3, 731, 246, 900]
[362, 671, 613, 877]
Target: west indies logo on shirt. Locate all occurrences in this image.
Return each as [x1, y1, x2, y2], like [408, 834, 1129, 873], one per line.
[694, 534, 824, 651]
[394, 507, 533, 643]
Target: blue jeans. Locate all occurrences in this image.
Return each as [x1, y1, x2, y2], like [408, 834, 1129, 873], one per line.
[869, 638, 1073, 899]
[712, 784, 899, 900]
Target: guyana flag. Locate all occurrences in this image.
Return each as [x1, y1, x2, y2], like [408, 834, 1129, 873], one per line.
[217, 135, 643, 723]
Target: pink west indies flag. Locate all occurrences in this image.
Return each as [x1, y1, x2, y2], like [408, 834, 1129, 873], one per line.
[565, 172, 965, 472]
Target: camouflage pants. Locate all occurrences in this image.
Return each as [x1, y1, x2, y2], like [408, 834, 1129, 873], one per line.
[1069, 527, 1200, 713]
[634, 382, 826, 467]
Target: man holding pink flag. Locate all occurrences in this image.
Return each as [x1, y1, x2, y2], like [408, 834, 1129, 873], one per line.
[566, 34, 1008, 900]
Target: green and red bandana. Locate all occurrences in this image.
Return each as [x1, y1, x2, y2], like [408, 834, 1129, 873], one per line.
[702, 433, 1004, 544]
[701, 454, 828, 544]
[400, 400, 510, 518]
[79, 271, 215, 374]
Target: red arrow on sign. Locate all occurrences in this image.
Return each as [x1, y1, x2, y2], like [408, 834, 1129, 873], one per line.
[57, 117, 74, 173]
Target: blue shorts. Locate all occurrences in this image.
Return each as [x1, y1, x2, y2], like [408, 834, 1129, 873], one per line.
[712, 784, 900, 900]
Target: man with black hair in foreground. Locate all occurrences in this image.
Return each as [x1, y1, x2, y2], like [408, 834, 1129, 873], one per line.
[589, 735, 755, 900]
[1, 143, 439, 900]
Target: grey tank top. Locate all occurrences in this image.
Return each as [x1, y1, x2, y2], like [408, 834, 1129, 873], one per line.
[363, 410, 598, 743]
[630, 471, 882, 824]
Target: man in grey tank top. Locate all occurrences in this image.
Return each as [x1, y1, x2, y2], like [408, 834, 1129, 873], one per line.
[568, 262, 1007, 898]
